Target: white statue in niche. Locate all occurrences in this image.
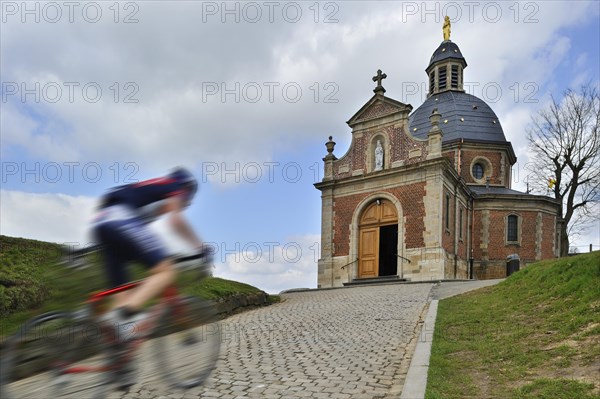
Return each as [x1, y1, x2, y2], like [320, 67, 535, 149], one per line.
[374, 140, 384, 171]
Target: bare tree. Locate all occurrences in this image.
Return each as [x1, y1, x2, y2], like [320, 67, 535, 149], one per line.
[526, 84, 600, 256]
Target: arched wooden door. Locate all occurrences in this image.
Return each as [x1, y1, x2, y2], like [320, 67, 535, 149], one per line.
[358, 199, 398, 278]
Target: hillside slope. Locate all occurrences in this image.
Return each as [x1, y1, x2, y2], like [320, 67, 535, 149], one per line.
[426, 252, 600, 399]
[0, 235, 268, 337]
[0, 236, 62, 317]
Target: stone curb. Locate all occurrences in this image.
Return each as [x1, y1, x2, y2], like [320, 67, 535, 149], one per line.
[399, 299, 439, 399]
[280, 279, 475, 295]
[396, 279, 504, 398]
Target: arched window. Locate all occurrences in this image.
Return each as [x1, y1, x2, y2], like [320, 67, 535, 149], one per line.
[507, 215, 519, 242]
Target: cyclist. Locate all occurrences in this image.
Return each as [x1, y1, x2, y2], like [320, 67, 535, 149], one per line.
[92, 167, 204, 388]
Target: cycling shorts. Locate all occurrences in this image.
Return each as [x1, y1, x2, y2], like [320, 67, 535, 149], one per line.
[92, 205, 169, 288]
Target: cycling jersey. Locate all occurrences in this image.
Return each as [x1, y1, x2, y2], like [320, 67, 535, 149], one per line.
[94, 206, 166, 287]
[99, 177, 189, 223]
[93, 170, 197, 288]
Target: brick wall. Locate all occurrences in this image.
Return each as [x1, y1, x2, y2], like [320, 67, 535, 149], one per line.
[389, 184, 427, 249]
[541, 214, 556, 258]
[473, 208, 557, 272]
[473, 210, 484, 259]
[387, 126, 428, 165]
[487, 211, 511, 258]
[332, 183, 426, 256]
[333, 126, 428, 179]
[474, 261, 507, 279]
[461, 150, 503, 185]
[518, 211, 538, 259]
[480, 210, 535, 261]
[442, 150, 455, 169]
[354, 101, 399, 121]
[457, 204, 468, 260]
[333, 195, 357, 256]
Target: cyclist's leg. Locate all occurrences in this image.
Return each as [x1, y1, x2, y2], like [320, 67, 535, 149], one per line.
[99, 216, 175, 313]
[118, 258, 176, 311]
[94, 220, 133, 289]
[93, 216, 173, 389]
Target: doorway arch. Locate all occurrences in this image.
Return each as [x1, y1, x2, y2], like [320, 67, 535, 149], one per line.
[357, 198, 399, 279]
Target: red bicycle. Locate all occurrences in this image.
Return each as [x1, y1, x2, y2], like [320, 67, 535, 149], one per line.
[0, 248, 221, 398]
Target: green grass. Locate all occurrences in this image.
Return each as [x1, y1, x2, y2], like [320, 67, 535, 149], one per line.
[0, 235, 276, 338]
[515, 379, 597, 399]
[183, 276, 267, 300]
[0, 236, 62, 317]
[426, 252, 600, 399]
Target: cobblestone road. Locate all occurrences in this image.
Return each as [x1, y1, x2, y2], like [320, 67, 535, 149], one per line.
[112, 283, 433, 399]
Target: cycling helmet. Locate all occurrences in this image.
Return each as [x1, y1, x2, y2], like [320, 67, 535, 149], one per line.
[169, 167, 198, 205]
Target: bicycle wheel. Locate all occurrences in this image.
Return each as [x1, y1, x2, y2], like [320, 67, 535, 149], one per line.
[152, 296, 221, 389]
[0, 312, 113, 399]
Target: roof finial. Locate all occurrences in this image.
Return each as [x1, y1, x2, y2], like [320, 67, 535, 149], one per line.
[372, 69, 387, 94]
[325, 136, 336, 159]
[443, 16, 451, 41]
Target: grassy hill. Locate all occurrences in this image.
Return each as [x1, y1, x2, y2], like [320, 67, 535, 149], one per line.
[426, 252, 600, 399]
[0, 236, 61, 317]
[0, 235, 270, 338]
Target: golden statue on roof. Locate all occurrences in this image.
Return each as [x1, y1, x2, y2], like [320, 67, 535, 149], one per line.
[443, 16, 451, 41]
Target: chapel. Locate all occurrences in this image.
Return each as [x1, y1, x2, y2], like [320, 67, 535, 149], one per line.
[314, 19, 560, 287]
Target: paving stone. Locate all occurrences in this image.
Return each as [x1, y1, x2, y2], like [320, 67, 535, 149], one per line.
[202, 391, 223, 398]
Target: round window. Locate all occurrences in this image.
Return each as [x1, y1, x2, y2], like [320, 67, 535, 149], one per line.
[472, 163, 484, 179]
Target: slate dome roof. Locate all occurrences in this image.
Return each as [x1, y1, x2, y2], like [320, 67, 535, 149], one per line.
[408, 91, 507, 143]
[427, 40, 467, 71]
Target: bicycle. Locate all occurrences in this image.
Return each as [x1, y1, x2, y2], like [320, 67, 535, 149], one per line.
[0, 247, 222, 398]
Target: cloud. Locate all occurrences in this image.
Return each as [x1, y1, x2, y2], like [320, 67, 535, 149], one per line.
[213, 234, 320, 294]
[4, 1, 595, 170]
[0, 190, 96, 244]
[0, 188, 318, 293]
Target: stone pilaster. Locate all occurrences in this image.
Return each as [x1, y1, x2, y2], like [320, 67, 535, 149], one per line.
[536, 212, 543, 260]
[427, 108, 443, 160]
[480, 210, 490, 261]
[317, 187, 335, 288]
[422, 167, 445, 279]
[500, 153, 506, 186]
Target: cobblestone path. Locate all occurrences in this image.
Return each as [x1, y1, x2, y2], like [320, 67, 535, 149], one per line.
[112, 283, 433, 399]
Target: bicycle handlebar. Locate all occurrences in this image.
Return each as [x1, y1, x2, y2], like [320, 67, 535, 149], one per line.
[60, 244, 214, 271]
[173, 251, 211, 264]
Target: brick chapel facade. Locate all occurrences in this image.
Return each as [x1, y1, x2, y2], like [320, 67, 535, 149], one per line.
[314, 30, 561, 288]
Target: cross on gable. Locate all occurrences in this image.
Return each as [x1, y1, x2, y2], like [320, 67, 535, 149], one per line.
[372, 69, 387, 94]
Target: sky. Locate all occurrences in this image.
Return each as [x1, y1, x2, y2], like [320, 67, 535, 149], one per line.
[1, 0, 599, 294]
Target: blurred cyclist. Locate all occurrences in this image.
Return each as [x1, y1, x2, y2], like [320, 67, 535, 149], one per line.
[92, 167, 204, 387]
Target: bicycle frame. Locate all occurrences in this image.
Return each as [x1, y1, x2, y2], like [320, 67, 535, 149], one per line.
[86, 279, 184, 315]
[56, 281, 184, 376]
[87, 279, 180, 303]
